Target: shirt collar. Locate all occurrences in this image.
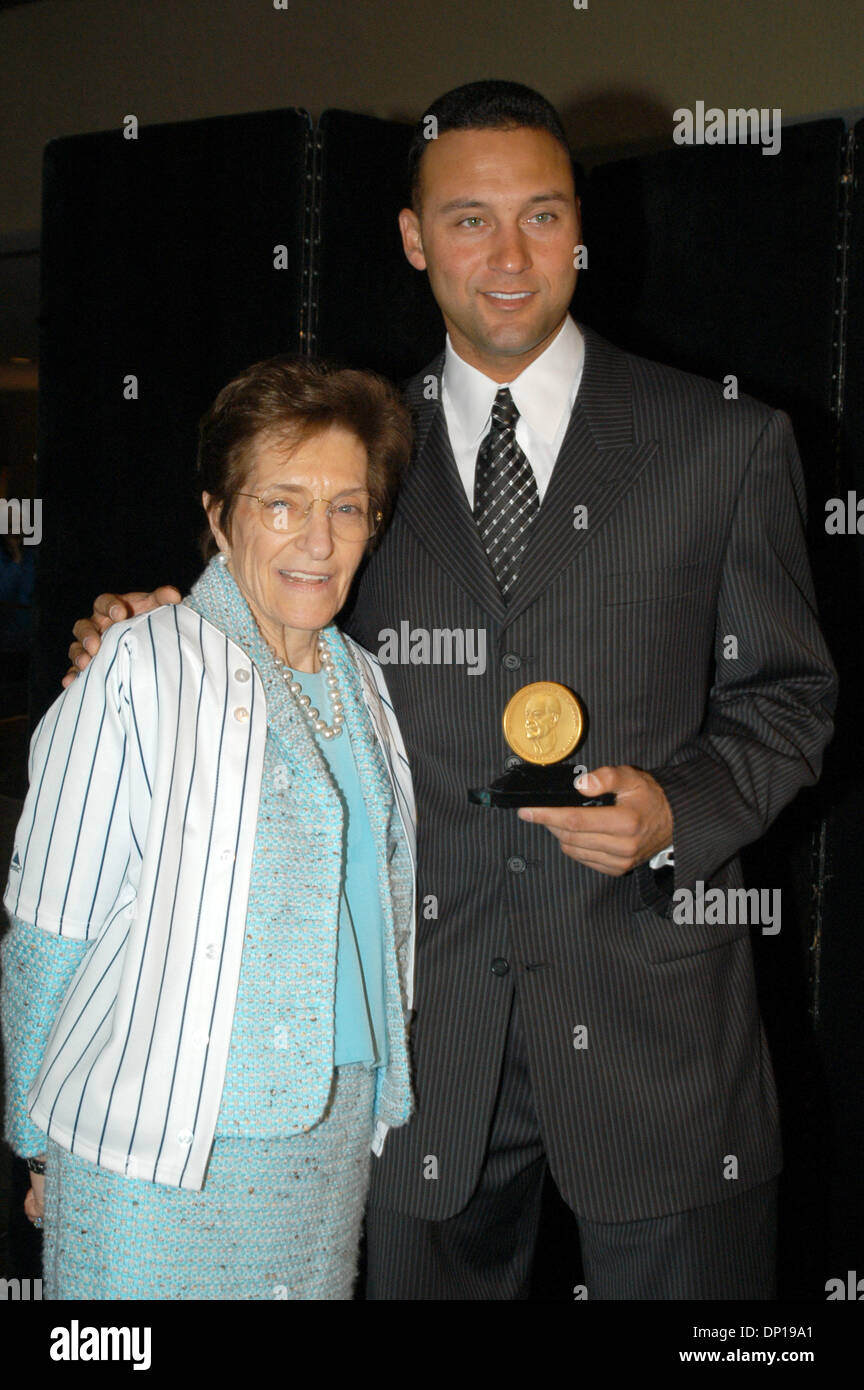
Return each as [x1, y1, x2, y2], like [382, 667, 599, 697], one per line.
[442, 315, 584, 450]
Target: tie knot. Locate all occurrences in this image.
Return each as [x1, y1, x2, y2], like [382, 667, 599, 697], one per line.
[490, 386, 519, 433]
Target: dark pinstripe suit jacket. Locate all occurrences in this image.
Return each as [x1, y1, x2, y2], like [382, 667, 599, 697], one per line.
[344, 322, 837, 1223]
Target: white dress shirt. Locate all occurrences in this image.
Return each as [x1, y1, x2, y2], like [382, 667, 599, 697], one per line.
[442, 314, 584, 508]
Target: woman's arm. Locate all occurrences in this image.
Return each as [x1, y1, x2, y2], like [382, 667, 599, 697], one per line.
[5, 621, 133, 939]
[1, 914, 90, 1157]
[1, 619, 133, 1198]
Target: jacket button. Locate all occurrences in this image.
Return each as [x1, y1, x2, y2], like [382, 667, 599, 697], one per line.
[177, 1129, 194, 1145]
[234, 707, 249, 722]
[507, 855, 526, 873]
[235, 668, 250, 683]
[490, 957, 510, 976]
[504, 755, 522, 771]
[501, 653, 521, 671]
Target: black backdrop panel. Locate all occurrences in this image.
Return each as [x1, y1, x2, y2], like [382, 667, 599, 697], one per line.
[33, 107, 311, 720]
[315, 110, 443, 380]
[840, 121, 864, 593]
[813, 118, 864, 1277]
[578, 120, 845, 464]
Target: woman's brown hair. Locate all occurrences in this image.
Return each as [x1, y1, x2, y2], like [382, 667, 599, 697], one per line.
[196, 355, 413, 558]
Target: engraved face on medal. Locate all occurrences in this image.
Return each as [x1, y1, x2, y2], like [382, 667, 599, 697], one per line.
[502, 682, 584, 765]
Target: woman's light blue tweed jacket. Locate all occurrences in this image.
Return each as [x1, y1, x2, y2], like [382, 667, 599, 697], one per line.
[2, 556, 415, 1189]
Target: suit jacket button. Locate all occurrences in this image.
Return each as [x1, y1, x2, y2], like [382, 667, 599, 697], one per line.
[501, 653, 521, 671]
[490, 957, 510, 976]
[507, 855, 526, 873]
[504, 755, 522, 771]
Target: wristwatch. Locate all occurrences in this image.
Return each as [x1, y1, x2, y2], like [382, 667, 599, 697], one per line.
[26, 1156, 46, 1175]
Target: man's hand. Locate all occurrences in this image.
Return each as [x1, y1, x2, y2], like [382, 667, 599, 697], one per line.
[24, 1171, 45, 1226]
[517, 765, 673, 875]
[64, 587, 182, 687]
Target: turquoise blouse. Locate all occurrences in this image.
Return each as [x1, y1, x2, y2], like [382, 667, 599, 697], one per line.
[302, 668, 388, 1070]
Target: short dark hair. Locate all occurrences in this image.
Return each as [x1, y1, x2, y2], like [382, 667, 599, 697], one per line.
[196, 356, 412, 558]
[407, 80, 573, 211]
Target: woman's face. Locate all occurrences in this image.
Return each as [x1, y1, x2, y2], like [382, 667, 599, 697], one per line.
[205, 424, 371, 658]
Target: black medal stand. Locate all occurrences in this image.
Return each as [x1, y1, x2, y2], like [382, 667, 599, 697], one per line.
[469, 762, 616, 809]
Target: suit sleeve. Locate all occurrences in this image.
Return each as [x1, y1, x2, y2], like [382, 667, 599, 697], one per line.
[646, 407, 837, 895]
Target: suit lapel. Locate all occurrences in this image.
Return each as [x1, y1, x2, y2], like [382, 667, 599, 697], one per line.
[397, 355, 507, 622]
[502, 325, 659, 626]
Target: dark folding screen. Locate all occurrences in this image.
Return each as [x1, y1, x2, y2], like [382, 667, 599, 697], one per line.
[33, 107, 311, 718]
[577, 121, 845, 433]
[839, 120, 864, 591]
[314, 110, 442, 379]
[813, 117, 864, 1283]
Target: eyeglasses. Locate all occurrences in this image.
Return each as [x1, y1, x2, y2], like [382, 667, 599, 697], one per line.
[236, 486, 383, 541]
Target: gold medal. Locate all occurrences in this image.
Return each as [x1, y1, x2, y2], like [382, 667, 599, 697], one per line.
[502, 682, 584, 765]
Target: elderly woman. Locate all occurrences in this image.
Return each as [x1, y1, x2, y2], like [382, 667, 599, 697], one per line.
[1, 356, 415, 1299]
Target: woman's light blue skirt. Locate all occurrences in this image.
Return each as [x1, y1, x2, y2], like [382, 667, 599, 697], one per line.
[42, 1063, 376, 1300]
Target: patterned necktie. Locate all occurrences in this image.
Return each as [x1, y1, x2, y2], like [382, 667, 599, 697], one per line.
[473, 386, 540, 596]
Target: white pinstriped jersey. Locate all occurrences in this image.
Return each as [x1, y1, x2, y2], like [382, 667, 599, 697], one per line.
[3, 604, 416, 1190]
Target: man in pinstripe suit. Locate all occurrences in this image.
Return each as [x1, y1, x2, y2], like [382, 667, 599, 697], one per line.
[73, 82, 836, 1299]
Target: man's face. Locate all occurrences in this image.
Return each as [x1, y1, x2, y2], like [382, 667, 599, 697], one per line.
[399, 126, 580, 381]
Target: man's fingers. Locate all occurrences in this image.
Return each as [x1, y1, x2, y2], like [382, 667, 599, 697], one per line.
[571, 855, 633, 877]
[71, 618, 106, 650]
[574, 765, 623, 795]
[65, 644, 92, 683]
[518, 804, 638, 837]
[546, 830, 636, 864]
[24, 1184, 44, 1221]
[68, 588, 180, 687]
[93, 589, 177, 622]
[153, 586, 182, 606]
[518, 765, 674, 876]
[93, 592, 130, 620]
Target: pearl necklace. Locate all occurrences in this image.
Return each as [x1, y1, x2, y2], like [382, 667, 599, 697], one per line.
[274, 633, 344, 740]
